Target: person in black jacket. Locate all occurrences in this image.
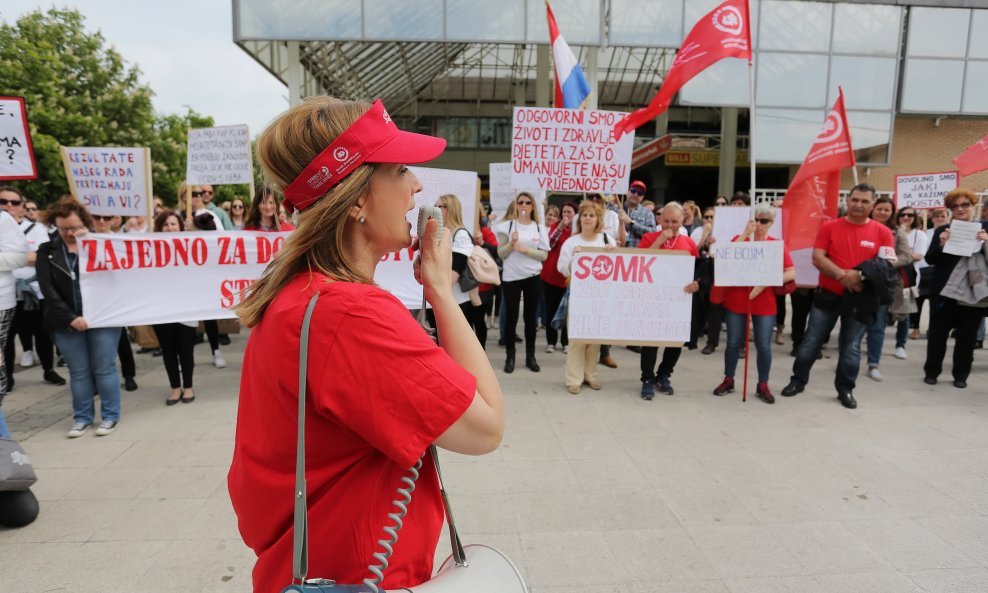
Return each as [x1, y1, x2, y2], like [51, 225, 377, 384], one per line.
[36, 199, 124, 438]
[922, 188, 988, 389]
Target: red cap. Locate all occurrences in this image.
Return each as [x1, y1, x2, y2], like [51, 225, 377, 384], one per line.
[282, 99, 446, 212]
[630, 180, 647, 192]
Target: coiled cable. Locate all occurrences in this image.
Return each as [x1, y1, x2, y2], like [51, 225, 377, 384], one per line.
[363, 456, 424, 593]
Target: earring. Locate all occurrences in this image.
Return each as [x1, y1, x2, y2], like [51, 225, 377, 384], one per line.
[358, 216, 365, 224]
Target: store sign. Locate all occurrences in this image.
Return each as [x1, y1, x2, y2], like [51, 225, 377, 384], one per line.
[664, 150, 749, 167]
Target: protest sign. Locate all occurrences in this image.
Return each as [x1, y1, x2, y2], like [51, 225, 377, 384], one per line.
[567, 248, 694, 345]
[186, 125, 253, 186]
[790, 248, 819, 287]
[943, 220, 984, 256]
[895, 171, 958, 210]
[79, 231, 289, 327]
[61, 147, 153, 217]
[374, 166, 478, 309]
[0, 97, 38, 180]
[711, 206, 782, 246]
[489, 162, 545, 221]
[511, 107, 634, 194]
[713, 240, 784, 287]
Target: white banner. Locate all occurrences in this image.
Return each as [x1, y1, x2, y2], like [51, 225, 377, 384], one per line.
[791, 247, 819, 287]
[0, 96, 37, 180]
[567, 248, 693, 345]
[79, 231, 289, 327]
[895, 171, 958, 210]
[374, 166, 478, 309]
[186, 125, 253, 185]
[61, 147, 153, 217]
[511, 107, 634, 194]
[711, 206, 782, 246]
[713, 240, 784, 287]
[488, 162, 545, 222]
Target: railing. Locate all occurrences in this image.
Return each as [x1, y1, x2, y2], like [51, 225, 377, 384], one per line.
[754, 189, 988, 209]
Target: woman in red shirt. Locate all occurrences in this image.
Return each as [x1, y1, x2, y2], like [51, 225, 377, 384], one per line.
[243, 186, 295, 231]
[712, 206, 795, 403]
[541, 201, 576, 354]
[228, 97, 504, 593]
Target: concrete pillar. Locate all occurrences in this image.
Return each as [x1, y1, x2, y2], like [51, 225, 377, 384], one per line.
[654, 112, 669, 137]
[536, 44, 551, 107]
[718, 108, 739, 198]
[285, 41, 303, 106]
[585, 47, 599, 109]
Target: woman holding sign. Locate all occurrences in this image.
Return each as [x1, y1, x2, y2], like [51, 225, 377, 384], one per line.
[556, 201, 614, 394]
[228, 97, 503, 593]
[712, 206, 795, 404]
[495, 192, 549, 374]
[36, 199, 123, 437]
[922, 189, 988, 389]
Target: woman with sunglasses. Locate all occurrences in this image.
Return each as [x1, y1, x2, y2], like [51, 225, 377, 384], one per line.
[435, 193, 483, 343]
[913, 208, 951, 339]
[36, 199, 124, 437]
[229, 197, 247, 230]
[228, 97, 503, 592]
[245, 187, 295, 232]
[495, 192, 550, 373]
[862, 197, 913, 382]
[712, 207, 795, 403]
[890, 206, 928, 360]
[177, 184, 223, 231]
[922, 189, 988, 388]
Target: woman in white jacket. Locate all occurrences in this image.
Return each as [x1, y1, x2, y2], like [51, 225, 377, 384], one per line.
[557, 201, 614, 394]
[0, 209, 28, 427]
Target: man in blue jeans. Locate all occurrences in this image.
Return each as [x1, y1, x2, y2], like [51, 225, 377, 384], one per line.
[781, 185, 895, 409]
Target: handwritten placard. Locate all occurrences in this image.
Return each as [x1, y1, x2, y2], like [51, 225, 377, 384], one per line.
[895, 171, 958, 210]
[186, 125, 253, 185]
[488, 162, 545, 222]
[713, 240, 784, 287]
[0, 96, 38, 180]
[567, 248, 694, 345]
[61, 147, 152, 216]
[511, 107, 634, 194]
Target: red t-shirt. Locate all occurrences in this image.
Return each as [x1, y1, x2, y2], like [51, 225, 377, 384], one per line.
[541, 222, 573, 287]
[228, 275, 476, 593]
[814, 218, 895, 296]
[638, 231, 699, 256]
[722, 236, 794, 316]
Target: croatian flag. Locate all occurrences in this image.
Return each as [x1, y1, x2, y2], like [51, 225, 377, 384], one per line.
[547, 1, 591, 109]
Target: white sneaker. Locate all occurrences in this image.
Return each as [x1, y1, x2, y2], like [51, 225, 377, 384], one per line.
[19, 350, 34, 367]
[213, 350, 227, 369]
[894, 347, 907, 360]
[66, 422, 90, 438]
[95, 420, 117, 436]
[867, 366, 883, 382]
[545, 345, 555, 354]
[561, 345, 569, 354]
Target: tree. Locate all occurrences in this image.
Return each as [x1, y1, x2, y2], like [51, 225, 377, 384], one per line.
[0, 9, 157, 203]
[148, 110, 215, 205]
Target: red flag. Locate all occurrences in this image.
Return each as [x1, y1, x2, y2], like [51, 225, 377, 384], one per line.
[613, 0, 751, 139]
[953, 132, 988, 177]
[783, 88, 855, 252]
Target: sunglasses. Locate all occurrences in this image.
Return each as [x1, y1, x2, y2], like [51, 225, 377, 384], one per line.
[517, 200, 533, 206]
[231, 204, 244, 209]
[191, 191, 205, 198]
[899, 212, 915, 218]
[93, 215, 113, 221]
[951, 202, 973, 209]
[755, 218, 774, 224]
[0, 199, 23, 207]
[629, 188, 644, 195]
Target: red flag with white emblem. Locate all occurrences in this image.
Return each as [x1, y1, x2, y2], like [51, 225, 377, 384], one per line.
[953, 132, 988, 177]
[613, 0, 752, 139]
[782, 88, 855, 252]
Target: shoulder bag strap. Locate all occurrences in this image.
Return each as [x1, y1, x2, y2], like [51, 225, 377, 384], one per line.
[430, 444, 467, 566]
[292, 293, 321, 584]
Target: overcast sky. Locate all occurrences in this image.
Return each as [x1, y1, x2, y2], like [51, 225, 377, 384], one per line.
[3, 1, 287, 135]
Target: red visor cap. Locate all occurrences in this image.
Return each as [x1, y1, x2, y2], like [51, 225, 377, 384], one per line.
[282, 99, 446, 212]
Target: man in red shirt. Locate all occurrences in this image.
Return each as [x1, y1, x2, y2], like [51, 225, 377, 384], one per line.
[638, 202, 700, 400]
[781, 184, 896, 409]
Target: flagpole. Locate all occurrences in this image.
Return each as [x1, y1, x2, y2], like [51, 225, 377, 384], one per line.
[748, 59, 756, 204]
[851, 166, 860, 186]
